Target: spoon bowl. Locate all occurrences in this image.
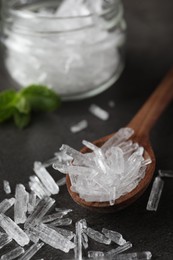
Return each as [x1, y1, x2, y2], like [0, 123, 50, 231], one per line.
[66, 69, 173, 212]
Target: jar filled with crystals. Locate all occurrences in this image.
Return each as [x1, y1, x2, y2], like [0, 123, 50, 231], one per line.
[1, 0, 126, 100]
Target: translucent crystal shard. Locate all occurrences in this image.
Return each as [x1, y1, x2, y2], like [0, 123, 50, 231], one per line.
[55, 208, 73, 214]
[101, 128, 134, 152]
[3, 180, 11, 194]
[110, 251, 152, 260]
[106, 241, 132, 257]
[146, 176, 164, 211]
[0, 233, 12, 249]
[49, 218, 72, 227]
[1, 246, 25, 260]
[33, 161, 59, 195]
[88, 251, 104, 258]
[0, 198, 15, 213]
[86, 227, 111, 245]
[14, 184, 29, 224]
[18, 242, 44, 260]
[29, 175, 51, 198]
[25, 228, 39, 243]
[56, 177, 66, 186]
[102, 228, 126, 245]
[89, 104, 109, 120]
[48, 226, 75, 240]
[42, 211, 71, 223]
[29, 224, 75, 252]
[158, 169, 173, 178]
[74, 221, 83, 260]
[70, 120, 88, 133]
[82, 232, 88, 249]
[0, 213, 29, 246]
[28, 192, 37, 214]
[24, 197, 55, 228]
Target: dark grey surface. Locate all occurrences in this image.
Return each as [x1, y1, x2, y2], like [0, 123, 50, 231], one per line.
[0, 0, 173, 259]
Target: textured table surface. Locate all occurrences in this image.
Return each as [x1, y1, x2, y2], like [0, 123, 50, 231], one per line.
[0, 0, 173, 259]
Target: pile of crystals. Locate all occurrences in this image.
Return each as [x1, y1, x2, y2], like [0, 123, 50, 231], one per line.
[53, 127, 152, 204]
[0, 173, 152, 260]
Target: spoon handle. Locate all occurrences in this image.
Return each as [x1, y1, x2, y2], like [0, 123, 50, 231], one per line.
[128, 68, 173, 136]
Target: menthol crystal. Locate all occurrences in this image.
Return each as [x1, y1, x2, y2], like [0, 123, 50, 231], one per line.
[0, 233, 12, 249]
[0, 213, 29, 246]
[33, 161, 59, 195]
[54, 128, 152, 203]
[102, 228, 126, 245]
[1, 246, 25, 260]
[0, 198, 15, 214]
[3, 180, 11, 194]
[86, 227, 111, 245]
[18, 242, 44, 260]
[14, 184, 29, 224]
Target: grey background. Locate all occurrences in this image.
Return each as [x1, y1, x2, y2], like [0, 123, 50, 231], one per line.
[0, 0, 173, 259]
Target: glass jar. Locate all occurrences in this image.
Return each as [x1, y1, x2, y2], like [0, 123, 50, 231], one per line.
[1, 0, 126, 100]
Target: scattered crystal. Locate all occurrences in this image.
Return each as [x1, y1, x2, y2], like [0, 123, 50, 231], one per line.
[29, 224, 75, 252]
[109, 251, 152, 260]
[88, 251, 104, 258]
[82, 232, 88, 249]
[102, 228, 126, 245]
[0, 233, 12, 249]
[42, 211, 70, 223]
[48, 226, 75, 240]
[3, 180, 11, 194]
[25, 228, 39, 244]
[106, 241, 132, 257]
[33, 161, 59, 195]
[28, 192, 37, 214]
[49, 218, 72, 227]
[74, 221, 83, 260]
[56, 177, 66, 186]
[1, 246, 25, 260]
[146, 176, 164, 211]
[0, 213, 29, 246]
[24, 197, 55, 228]
[29, 175, 51, 198]
[55, 208, 73, 214]
[70, 120, 88, 133]
[14, 184, 29, 224]
[18, 242, 44, 260]
[89, 104, 109, 121]
[108, 100, 115, 108]
[86, 227, 111, 245]
[0, 198, 15, 213]
[158, 169, 173, 178]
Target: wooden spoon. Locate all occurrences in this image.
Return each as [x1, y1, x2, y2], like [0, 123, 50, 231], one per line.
[66, 69, 173, 212]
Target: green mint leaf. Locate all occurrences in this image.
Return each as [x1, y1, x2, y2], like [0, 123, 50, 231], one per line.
[14, 94, 31, 114]
[13, 110, 31, 129]
[21, 85, 61, 112]
[0, 90, 16, 122]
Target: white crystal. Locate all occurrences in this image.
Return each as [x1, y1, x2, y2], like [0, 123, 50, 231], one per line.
[70, 120, 88, 133]
[49, 218, 72, 227]
[0, 213, 29, 246]
[0, 233, 12, 249]
[14, 184, 29, 224]
[34, 162, 59, 195]
[28, 192, 37, 214]
[0, 198, 15, 213]
[1, 246, 25, 260]
[29, 175, 51, 198]
[89, 104, 109, 120]
[28, 224, 75, 252]
[109, 251, 152, 260]
[56, 177, 66, 186]
[3, 181, 11, 194]
[158, 169, 173, 178]
[48, 226, 75, 240]
[146, 176, 164, 211]
[102, 228, 126, 245]
[74, 221, 83, 260]
[18, 242, 44, 260]
[24, 197, 55, 228]
[85, 227, 111, 245]
[42, 211, 70, 223]
[88, 251, 104, 258]
[106, 241, 132, 257]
